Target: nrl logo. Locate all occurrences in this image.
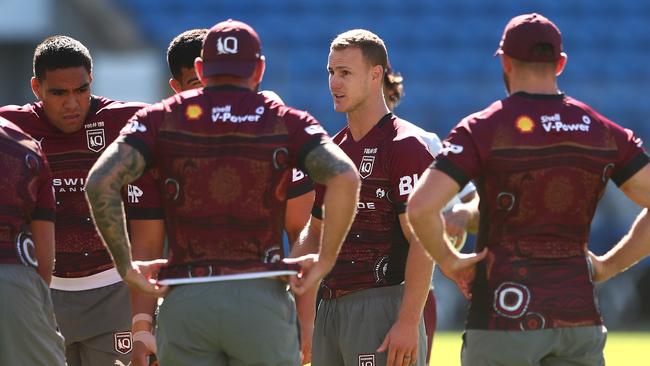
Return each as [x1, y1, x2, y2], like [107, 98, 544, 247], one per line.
[86, 128, 106, 152]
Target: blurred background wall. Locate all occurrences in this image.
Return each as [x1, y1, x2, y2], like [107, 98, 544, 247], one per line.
[1, 0, 648, 330]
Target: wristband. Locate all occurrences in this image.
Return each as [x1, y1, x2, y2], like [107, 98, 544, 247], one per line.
[133, 330, 157, 353]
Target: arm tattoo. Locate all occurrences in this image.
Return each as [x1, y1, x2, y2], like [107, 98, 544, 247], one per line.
[304, 142, 356, 184]
[85, 141, 146, 277]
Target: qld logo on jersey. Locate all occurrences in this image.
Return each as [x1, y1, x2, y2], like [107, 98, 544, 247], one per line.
[86, 128, 105, 152]
[113, 331, 132, 355]
[359, 155, 375, 179]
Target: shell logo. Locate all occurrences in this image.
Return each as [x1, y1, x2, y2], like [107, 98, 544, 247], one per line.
[515, 115, 535, 133]
[186, 104, 203, 120]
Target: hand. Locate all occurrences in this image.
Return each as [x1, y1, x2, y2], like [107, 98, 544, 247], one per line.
[283, 254, 334, 296]
[131, 340, 154, 366]
[439, 248, 488, 299]
[124, 259, 169, 298]
[586, 250, 612, 282]
[300, 323, 313, 365]
[377, 319, 419, 366]
[443, 204, 471, 238]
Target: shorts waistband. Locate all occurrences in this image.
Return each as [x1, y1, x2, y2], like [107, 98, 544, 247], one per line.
[50, 267, 122, 291]
[321, 283, 404, 300]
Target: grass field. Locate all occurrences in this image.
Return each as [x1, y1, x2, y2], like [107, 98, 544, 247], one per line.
[430, 331, 650, 365]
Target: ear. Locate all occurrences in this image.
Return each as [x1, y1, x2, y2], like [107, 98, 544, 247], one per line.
[371, 64, 383, 82]
[31, 77, 42, 100]
[169, 78, 182, 94]
[194, 57, 206, 86]
[555, 52, 568, 76]
[252, 56, 266, 86]
[500, 54, 513, 74]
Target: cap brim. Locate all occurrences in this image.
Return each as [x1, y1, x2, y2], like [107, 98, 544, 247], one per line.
[203, 59, 257, 78]
[494, 48, 504, 57]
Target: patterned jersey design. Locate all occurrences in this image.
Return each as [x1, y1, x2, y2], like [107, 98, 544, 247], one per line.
[313, 114, 433, 297]
[434, 92, 649, 330]
[120, 86, 328, 280]
[0, 97, 163, 277]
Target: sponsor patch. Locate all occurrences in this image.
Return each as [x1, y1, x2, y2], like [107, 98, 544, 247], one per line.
[358, 354, 376, 366]
[127, 184, 143, 203]
[186, 104, 203, 120]
[515, 115, 535, 133]
[86, 128, 106, 152]
[114, 331, 133, 355]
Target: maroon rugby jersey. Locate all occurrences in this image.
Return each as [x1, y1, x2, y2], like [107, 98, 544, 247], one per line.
[119, 85, 329, 280]
[434, 92, 649, 331]
[0, 97, 163, 278]
[313, 113, 433, 298]
[0, 117, 54, 267]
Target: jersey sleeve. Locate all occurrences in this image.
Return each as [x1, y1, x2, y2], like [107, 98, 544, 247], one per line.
[118, 104, 162, 170]
[432, 118, 482, 189]
[389, 136, 434, 214]
[284, 109, 330, 172]
[287, 168, 314, 199]
[31, 148, 55, 222]
[611, 127, 649, 186]
[124, 168, 163, 220]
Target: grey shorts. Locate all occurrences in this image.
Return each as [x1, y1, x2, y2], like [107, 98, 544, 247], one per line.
[312, 284, 427, 366]
[156, 278, 300, 366]
[51, 281, 132, 366]
[461, 326, 607, 366]
[0, 265, 66, 366]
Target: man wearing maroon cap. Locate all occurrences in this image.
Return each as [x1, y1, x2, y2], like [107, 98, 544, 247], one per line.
[408, 13, 650, 365]
[85, 19, 360, 366]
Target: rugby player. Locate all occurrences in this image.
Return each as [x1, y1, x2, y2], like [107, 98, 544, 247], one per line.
[0, 116, 66, 365]
[0, 35, 164, 366]
[407, 13, 650, 365]
[85, 19, 359, 366]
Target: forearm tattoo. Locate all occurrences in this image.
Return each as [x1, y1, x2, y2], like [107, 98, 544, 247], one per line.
[85, 142, 146, 277]
[304, 142, 356, 184]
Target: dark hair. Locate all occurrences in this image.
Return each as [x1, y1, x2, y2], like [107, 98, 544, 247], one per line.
[33, 35, 92, 80]
[383, 67, 404, 110]
[167, 29, 208, 80]
[330, 29, 388, 72]
[511, 43, 558, 74]
[529, 43, 556, 60]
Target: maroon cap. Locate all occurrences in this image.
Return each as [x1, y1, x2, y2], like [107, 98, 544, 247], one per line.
[201, 19, 262, 78]
[495, 13, 562, 62]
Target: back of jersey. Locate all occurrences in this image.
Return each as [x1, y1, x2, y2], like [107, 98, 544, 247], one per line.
[121, 86, 328, 282]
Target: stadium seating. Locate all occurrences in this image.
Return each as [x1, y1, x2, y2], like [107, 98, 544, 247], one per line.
[114, 0, 650, 138]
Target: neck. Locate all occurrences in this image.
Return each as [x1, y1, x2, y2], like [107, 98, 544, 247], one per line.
[346, 94, 390, 141]
[205, 76, 254, 90]
[508, 75, 559, 95]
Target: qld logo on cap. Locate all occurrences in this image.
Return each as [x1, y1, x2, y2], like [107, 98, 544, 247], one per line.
[217, 36, 238, 55]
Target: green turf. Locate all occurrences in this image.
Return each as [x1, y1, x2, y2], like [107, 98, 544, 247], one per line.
[430, 331, 650, 365]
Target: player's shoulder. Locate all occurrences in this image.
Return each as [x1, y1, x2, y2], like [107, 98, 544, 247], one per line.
[0, 102, 39, 121]
[563, 95, 616, 128]
[0, 116, 43, 155]
[95, 96, 148, 118]
[387, 115, 429, 150]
